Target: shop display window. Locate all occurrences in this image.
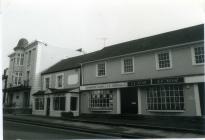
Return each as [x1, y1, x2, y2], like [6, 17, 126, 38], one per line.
[90, 89, 113, 111]
[147, 85, 184, 111]
[35, 97, 44, 110]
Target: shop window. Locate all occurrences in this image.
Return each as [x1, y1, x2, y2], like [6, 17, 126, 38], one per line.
[193, 46, 204, 64]
[35, 97, 44, 110]
[122, 57, 134, 73]
[96, 62, 106, 77]
[53, 96, 66, 111]
[55, 73, 64, 88]
[70, 97, 77, 111]
[90, 89, 113, 111]
[156, 51, 172, 70]
[147, 85, 184, 111]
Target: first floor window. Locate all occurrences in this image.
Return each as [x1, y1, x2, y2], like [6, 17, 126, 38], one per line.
[156, 51, 171, 69]
[123, 57, 134, 73]
[147, 85, 184, 111]
[90, 90, 113, 111]
[194, 46, 204, 64]
[56, 74, 63, 88]
[16, 53, 24, 66]
[44, 77, 50, 89]
[53, 96, 66, 111]
[97, 62, 106, 77]
[14, 72, 23, 86]
[35, 97, 44, 110]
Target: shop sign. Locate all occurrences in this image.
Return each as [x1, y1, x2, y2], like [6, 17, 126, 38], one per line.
[152, 77, 184, 85]
[128, 80, 151, 86]
[80, 82, 128, 90]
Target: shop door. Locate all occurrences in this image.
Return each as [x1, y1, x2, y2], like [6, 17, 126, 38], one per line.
[198, 83, 205, 116]
[70, 97, 78, 111]
[121, 87, 138, 114]
[23, 92, 30, 107]
[46, 98, 50, 116]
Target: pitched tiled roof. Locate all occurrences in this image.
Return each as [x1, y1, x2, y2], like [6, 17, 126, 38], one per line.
[42, 24, 204, 75]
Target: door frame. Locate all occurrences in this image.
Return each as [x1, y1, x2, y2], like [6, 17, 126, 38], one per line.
[46, 97, 50, 116]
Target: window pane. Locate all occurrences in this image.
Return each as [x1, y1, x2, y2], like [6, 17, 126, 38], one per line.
[158, 52, 171, 69]
[97, 63, 105, 76]
[147, 85, 184, 111]
[124, 58, 133, 73]
[194, 47, 204, 64]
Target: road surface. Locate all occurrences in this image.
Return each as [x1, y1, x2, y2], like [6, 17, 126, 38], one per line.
[3, 120, 117, 139]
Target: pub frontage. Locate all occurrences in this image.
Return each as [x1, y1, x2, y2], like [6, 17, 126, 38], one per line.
[80, 75, 204, 116]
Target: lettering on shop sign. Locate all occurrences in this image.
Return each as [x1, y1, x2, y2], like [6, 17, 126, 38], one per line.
[152, 77, 184, 84]
[128, 80, 151, 87]
[80, 82, 128, 90]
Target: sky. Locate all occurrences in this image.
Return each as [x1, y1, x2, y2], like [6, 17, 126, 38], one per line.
[1, 0, 205, 70]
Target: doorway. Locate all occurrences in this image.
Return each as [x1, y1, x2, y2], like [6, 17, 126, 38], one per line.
[198, 83, 205, 116]
[70, 97, 78, 111]
[121, 87, 138, 114]
[46, 98, 50, 116]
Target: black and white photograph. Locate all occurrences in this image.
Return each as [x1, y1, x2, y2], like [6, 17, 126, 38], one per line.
[1, 0, 205, 139]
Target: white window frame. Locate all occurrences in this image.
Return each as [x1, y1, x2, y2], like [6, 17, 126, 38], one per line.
[191, 46, 204, 65]
[89, 89, 113, 111]
[35, 97, 44, 110]
[13, 72, 23, 86]
[121, 57, 135, 74]
[16, 53, 24, 66]
[55, 73, 64, 89]
[155, 50, 172, 70]
[43, 75, 51, 90]
[53, 96, 66, 111]
[96, 61, 107, 77]
[146, 85, 184, 112]
[27, 50, 32, 66]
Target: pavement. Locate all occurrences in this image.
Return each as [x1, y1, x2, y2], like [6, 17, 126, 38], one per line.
[3, 114, 205, 138]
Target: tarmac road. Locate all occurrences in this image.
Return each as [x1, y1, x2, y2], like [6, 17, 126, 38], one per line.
[3, 120, 117, 140]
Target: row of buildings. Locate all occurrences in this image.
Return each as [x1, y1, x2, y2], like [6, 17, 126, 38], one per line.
[3, 24, 204, 117]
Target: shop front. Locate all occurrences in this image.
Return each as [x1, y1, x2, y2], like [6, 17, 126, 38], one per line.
[80, 75, 204, 117]
[32, 88, 80, 117]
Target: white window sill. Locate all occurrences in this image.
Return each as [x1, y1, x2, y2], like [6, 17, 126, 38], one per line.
[156, 67, 172, 71]
[121, 71, 134, 75]
[90, 108, 113, 112]
[147, 110, 185, 113]
[55, 87, 64, 89]
[192, 63, 205, 66]
[96, 75, 106, 78]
